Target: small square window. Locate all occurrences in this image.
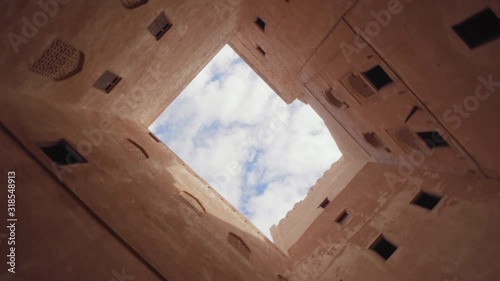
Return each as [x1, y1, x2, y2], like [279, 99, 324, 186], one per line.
[411, 191, 442, 210]
[362, 65, 393, 90]
[93, 71, 121, 93]
[257, 46, 266, 56]
[370, 235, 397, 260]
[40, 140, 87, 166]
[452, 8, 500, 49]
[255, 17, 266, 31]
[334, 210, 349, 224]
[416, 131, 449, 149]
[148, 11, 172, 40]
[319, 198, 330, 209]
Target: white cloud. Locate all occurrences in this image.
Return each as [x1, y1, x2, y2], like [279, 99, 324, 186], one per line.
[150, 45, 341, 239]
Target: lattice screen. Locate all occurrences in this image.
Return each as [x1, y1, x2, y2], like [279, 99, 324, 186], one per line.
[119, 139, 149, 160]
[345, 73, 376, 98]
[227, 233, 250, 260]
[179, 191, 205, 217]
[388, 128, 423, 151]
[120, 0, 148, 9]
[30, 38, 84, 80]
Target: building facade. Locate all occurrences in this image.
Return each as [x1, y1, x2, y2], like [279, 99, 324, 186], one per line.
[0, 0, 499, 280]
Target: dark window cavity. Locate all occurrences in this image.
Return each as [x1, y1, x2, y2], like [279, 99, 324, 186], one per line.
[452, 8, 500, 49]
[40, 140, 87, 166]
[362, 65, 393, 90]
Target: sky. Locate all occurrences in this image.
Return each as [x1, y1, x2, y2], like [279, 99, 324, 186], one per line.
[149, 45, 341, 239]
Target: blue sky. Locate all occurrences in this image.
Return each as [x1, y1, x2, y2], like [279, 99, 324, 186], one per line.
[149, 45, 341, 239]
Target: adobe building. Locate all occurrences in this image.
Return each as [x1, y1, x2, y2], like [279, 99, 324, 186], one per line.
[0, 0, 499, 280]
